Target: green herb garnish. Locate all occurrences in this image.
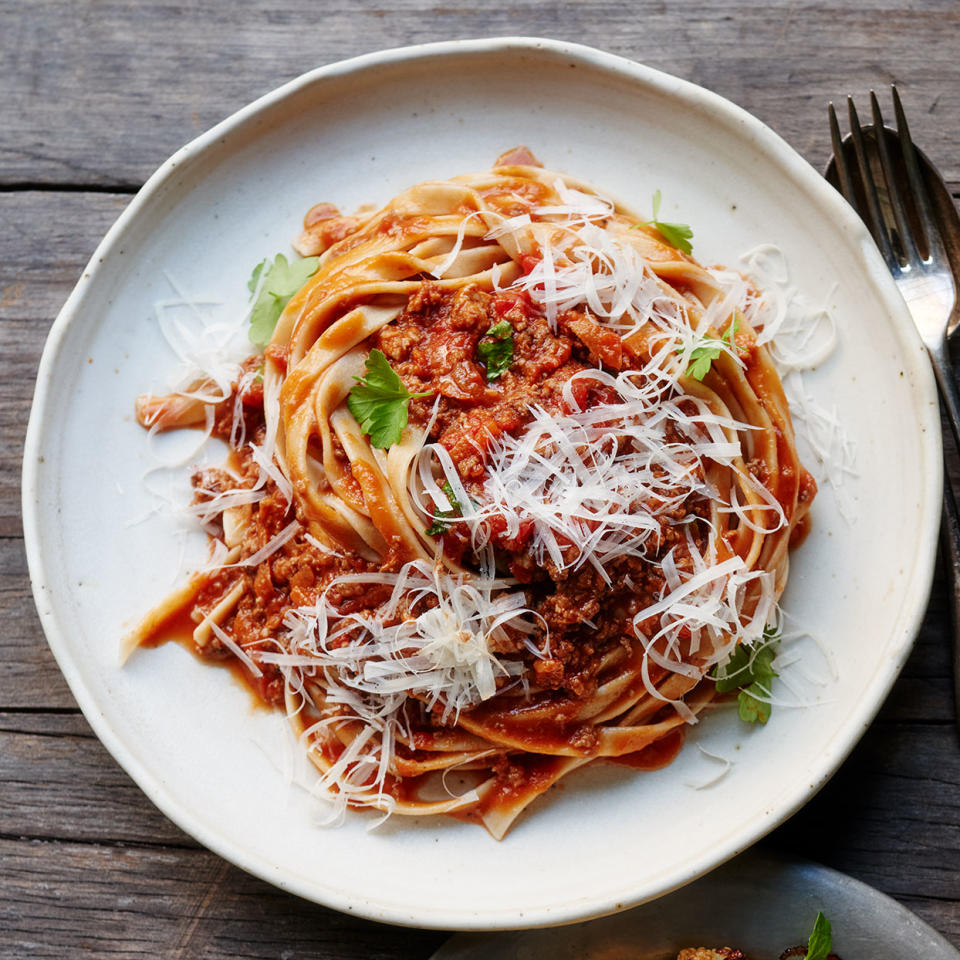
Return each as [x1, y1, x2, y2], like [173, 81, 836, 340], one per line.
[247, 253, 320, 349]
[647, 189, 694, 254]
[477, 320, 515, 381]
[682, 316, 740, 381]
[713, 624, 780, 724]
[803, 911, 833, 960]
[248, 259, 266, 296]
[347, 349, 431, 450]
[425, 480, 462, 536]
[686, 341, 724, 381]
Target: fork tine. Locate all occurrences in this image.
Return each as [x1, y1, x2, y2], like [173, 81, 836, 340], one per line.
[847, 96, 897, 268]
[870, 90, 917, 264]
[892, 84, 943, 263]
[829, 102, 859, 207]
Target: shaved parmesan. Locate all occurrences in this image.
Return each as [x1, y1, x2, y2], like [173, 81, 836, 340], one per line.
[206, 617, 263, 677]
[421, 367, 781, 587]
[225, 519, 301, 568]
[684, 744, 733, 790]
[714, 244, 856, 520]
[255, 560, 540, 812]
[153, 272, 249, 403]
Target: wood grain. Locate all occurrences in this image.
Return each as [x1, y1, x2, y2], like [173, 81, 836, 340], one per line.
[0, 711, 194, 847]
[1, 1, 959, 188]
[2, 838, 446, 960]
[0, 539, 77, 710]
[0, 191, 130, 539]
[4, 2, 960, 957]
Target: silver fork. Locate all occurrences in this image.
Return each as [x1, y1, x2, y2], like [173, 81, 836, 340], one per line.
[829, 87, 960, 443]
[828, 87, 960, 733]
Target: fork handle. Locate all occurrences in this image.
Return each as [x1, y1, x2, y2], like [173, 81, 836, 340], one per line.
[929, 340, 960, 454]
[926, 342, 960, 737]
[940, 474, 960, 740]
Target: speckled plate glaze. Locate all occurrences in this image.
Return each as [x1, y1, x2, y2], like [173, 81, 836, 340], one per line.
[22, 38, 940, 930]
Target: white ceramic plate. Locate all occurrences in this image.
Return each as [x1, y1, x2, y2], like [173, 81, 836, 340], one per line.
[432, 849, 960, 958]
[23, 38, 941, 930]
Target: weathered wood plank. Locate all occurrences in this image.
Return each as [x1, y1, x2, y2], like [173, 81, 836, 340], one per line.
[0, 711, 193, 847]
[0, 537, 77, 709]
[1, 837, 447, 960]
[0, 190, 130, 538]
[1, 1, 959, 188]
[773, 719, 960, 945]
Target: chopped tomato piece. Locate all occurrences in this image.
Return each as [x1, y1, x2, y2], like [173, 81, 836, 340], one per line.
[520, 254, 542, 275]
[566, 316, 623, 370]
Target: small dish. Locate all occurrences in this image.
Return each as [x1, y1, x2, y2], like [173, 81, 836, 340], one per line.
[432, 849, 960, 958]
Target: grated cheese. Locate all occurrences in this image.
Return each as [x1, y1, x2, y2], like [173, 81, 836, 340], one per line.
[223, 519, 301, 569]
[420, 367, 781, 588]
[709, 243, 857, 521]
[154, 272, 249, 403]
[684, 744, 734, 790]
[255, 560, 541, 811]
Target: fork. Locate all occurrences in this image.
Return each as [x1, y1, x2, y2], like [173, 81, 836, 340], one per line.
[828, 87, 960, 732]
[829, 87, 960, 444]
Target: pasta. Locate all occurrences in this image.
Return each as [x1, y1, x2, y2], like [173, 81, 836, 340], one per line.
[128, 148, 815, 838]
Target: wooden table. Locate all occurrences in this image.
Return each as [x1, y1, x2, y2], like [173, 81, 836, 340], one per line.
[3, 3, 959, 956]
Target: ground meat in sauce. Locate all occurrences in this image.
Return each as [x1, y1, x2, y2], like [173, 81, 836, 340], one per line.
[191, 525, 383, 706]
[190, 281, 711, 709]
[376, 282, 711, 699]
[185, 373, 385, 703]
[376, 283, 600, 481]
[676, 950, 747, 960]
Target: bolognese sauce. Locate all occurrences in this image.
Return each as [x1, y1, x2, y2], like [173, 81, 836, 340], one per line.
[128, 152, 815, 837]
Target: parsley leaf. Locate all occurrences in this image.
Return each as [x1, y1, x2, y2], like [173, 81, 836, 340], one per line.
[477, 320, 515, 381]
[648, 189, 694, 255]
[681, 316, 740, 381]
[686, 342, 723, 381]
[248, 253, 320, 350]
[803, 911, 833, 960]
[347, 350, 431, 450]
[247, 259, 266, 297]
[426, 481, 462, 536]
[712, 625, 780, 724]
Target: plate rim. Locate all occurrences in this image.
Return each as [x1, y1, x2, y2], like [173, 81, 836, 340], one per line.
[21, 36, 943, 930]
